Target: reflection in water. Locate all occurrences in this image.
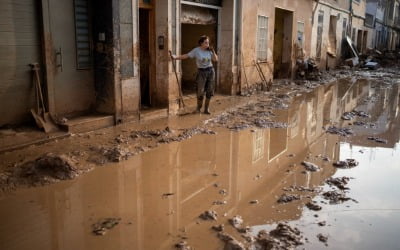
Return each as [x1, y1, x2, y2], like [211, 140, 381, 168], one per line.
[0, 79, 399, 249]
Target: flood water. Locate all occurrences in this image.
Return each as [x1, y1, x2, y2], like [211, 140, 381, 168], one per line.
[1, 78, 399, 250]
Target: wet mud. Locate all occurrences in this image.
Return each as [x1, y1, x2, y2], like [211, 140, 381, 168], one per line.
[0, 65, 400, 249]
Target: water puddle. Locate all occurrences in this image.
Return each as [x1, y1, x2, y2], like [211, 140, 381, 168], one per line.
[0, 78, 399, 250]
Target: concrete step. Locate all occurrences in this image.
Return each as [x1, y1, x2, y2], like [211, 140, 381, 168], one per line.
[61, 115, 115, 133]
[140, 108, 168, 121]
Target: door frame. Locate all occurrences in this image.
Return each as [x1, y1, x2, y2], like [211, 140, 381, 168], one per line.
[138, 4, 156, 108]
[180, 1, 221, 93]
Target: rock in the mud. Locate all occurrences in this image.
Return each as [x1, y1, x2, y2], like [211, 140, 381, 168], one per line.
[306, 201, 322, 211]
[326, 126, 354, 136]
[213, 200, 227, 205]
[11, 153, 79, 186]
[211, 224, 225, 232]
[301, 161, 320, 172]
[326, 177, 350, 190]
[217, 232, 245, 250]
[269, 223, 303, 247]
[333, 159, 358, 169]
[317, 233, 328, 243]
[318, 221, 326, 226]
[322, 190, 353, 204]
[367, 136, 388, 144]
[199, 210, 218, 221]
[103, 145, 132, 162]
[249, 200, 259, 204]
[229, 215, 244, 228]
[175, 241, 192, 250]
[277, 194, 300, 203]
[92, 218, 121, 236]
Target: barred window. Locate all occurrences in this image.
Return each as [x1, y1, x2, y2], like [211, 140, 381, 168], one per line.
[74, 0, 92, 69]
[257, 15, 268, 61]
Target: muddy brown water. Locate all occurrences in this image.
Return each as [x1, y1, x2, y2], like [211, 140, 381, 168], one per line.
[1, 77, 400, 250]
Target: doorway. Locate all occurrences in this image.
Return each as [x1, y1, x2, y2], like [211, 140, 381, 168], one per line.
[273, 8, 293, 78]
[139, 8, 152, 108]
[181, 4, 218, 95]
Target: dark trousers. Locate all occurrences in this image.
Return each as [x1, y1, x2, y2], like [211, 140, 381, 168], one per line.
[196, 67, 215, 99]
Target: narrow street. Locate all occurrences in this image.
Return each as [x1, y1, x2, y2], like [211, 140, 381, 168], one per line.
[1, 67, 399, 249]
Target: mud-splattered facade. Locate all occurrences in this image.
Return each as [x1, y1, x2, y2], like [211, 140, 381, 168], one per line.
[310, 0, 352, 69]
[238, 1, 314, 90]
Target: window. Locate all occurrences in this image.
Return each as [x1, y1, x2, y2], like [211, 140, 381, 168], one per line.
[297, 22, 305, 48]
[342, 18, 347, 41]
[74, 0, 92, 69]
[365, 13, 374, 27]
[256, 15, 268, 61]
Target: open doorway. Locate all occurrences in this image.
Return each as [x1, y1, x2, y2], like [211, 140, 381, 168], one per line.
[327, 15, 337, 69]
[273, 8, 293, 78]
[181, 4, 218, 95]
[139, 8, 153, 108]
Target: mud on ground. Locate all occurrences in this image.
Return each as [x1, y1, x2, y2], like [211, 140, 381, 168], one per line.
[1, 65, 399, 194]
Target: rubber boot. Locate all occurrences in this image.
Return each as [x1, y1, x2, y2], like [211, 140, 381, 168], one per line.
[204, 98, 211, 115]
[196, 97, 203, 113]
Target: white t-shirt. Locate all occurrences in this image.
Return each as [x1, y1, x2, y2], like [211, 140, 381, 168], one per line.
[188, 47, 213, 69]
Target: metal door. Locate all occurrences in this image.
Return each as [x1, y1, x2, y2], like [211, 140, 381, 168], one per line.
[48, 0, 95, 115]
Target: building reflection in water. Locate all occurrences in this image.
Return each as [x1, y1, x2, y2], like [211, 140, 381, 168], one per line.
[1, 78, 392, 250]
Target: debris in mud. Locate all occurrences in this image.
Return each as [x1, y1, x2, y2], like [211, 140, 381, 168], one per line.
[333, 159, 359, 169]
[211, 224, 225, 232]
[306, 201, 322, 211]
[341, 110, 370, 120]
[326, 177, 351, 190]
[317, 233, 328, 244]
[237, 226, 252, 234]
[162, 192, 175, 199]
[277, 194, 301, 203]
[318, 221, 326, 226]
[199, 210, 218, 221]
[326, 126, 354, 136]
[367, 136, 388, 144]
[229, 215, 244, 228]
[249, 200, 259, 204]
[283, 185, 319, 192]
[301, 161, 320, 172]
[213, 200, 227, 205]
[322, 190, 356, 204]
[6, 153, 79, 187]
[175, 241, 192, 250]
[254, 223, 304, 249]
[104, 145, 132, 162]
[219, 189, 228, 195]
[217, 232, 245, 250]
[92, 217, 121, 236]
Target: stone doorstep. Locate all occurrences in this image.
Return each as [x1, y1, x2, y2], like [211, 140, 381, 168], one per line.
[139, 108, 168, 122]
[60, 115, 115, 133]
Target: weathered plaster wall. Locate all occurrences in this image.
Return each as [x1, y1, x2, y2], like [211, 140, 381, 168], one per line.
[240, 0, 313, 89]
[116, 0, 140, 122]
[310, 1, 350, 69]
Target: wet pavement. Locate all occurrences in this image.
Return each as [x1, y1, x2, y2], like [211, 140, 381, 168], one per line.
[1, 69, 400, 249]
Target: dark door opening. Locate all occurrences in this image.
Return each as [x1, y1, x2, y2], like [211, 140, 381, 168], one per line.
[273, 8, 293, 79]
[139, 8, 151, 108]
